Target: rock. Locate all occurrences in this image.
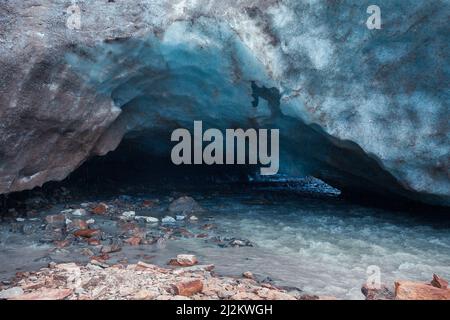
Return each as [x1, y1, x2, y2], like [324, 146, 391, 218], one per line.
[361, 283, 395, 300]
[15, 218, 25, 222]
[189, 215, 198, 221]
[162, 216, 176, 224]
[395, 280, 450, 300]
[87, 239, 101, 246]
[45, 214, 65, 225]
[132, 289, 159, 300]
[168, 196, 203, 213]
[172, 279, 203, 297]
[142, 200, 155, 207]
[173, 264, 215, 275]
[92, 203, 108, 215]
[10, 288, 73, 300]
[73, 229, 100, 238]
[71, 209, 87, 216]
[135, 216, 159, 223]
[256, 288, 296, 300]
[68, 219, 88, 230]
[231, 292, 262, 300]
[124, 236, 141, 246]
[168, 254, 198, 267]
[86, 219, 95, 224]
[243, 271, 255, 280]
[0, 287, 24, 300]
[101, 244, 122, 254]
[122, 211, 136, 219]
[176, 215, 185, 221]
[431, 274, 448, 289]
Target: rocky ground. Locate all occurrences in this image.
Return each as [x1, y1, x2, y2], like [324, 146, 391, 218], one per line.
[1, 185, 449, 300]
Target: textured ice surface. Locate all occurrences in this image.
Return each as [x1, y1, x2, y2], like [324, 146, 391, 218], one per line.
[1, 0, 448, 205]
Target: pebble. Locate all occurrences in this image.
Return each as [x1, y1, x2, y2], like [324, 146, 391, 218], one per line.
[86, 219, 95, 224]
[168, 254, 198, 267]
[189, 215, 198, 221]
[122, 211, 136, 219]
[16, 218, 25, 222]
[72, 209, 87, 216]
[176, 215, 185, 221]
[162, 216, 176, 224]
[135, 216, 159, 223]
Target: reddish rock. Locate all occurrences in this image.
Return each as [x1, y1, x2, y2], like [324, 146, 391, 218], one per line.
[10, 288, 73, 300]
[91, 203, 108, 215]
[54, 239, 71, 248]
[243, 271, 255, 280]
[172, 279, 203, 297]
[125, 236, 142, 246]
[142, 200, 155, 207]
[168, 254, 198, 267]
[101, 244, 122, 254]
[431, 274, 448, 289]
[73, 229, 100, 238]
[69, 219, 88, 230]
[395, 280, 450, 300]
[87, 239, 101, 246]
[196, 233, 209, 238]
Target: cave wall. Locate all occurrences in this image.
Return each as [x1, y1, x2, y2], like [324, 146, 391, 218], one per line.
[0, 0, 448, 205]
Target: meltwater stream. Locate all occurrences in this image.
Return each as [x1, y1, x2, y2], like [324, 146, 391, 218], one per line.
[1, 179, 449, 300]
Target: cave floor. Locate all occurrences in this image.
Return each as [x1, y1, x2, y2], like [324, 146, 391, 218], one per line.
[0, 179, 449, 300]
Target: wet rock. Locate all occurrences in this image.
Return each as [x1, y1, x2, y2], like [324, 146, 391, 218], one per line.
[256, 288, 296, 300]
[395, 280, 450, 300]
[87, 239, 101, 246]
[216, 237, 254, 248]
[54, 239, 71, 248]
[168, 196, 203, 214]
[135, 216, 158, 223]
[0, 287, 24, 300]
[101, 244, 122, 254]
[173, 265, 215, 275]
[189, 215, 198, 221]
[162, 216, 176, 224]
[172, 279, 203, 297]
[21, 223, 38, 235]
[431, 274, 448, 289]
[73, 229, 101, 239]
[10, 288, 73, 300]
[121, 211, 136, 219]
[124, 236, 141, 246]
[142, 200, 155, 208]
[92, 203, 108, 215]
[176, 215, 185, 221]
[168, 254, 198, 267]
[200, 223, 216, 230]
[72, 209, 87, 217]
[45, 214, 65, 225]
[361, 284, 394, 300]
[68, 219, 88, 230]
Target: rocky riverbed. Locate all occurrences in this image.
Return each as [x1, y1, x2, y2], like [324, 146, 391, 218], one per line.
[0, 179, 449, 300]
